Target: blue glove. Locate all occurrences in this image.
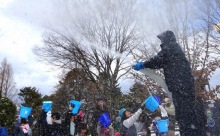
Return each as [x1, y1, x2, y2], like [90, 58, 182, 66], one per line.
[132, 62, 144, 71]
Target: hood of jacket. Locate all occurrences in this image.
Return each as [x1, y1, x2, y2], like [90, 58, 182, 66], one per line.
[157, 30, 176, 46]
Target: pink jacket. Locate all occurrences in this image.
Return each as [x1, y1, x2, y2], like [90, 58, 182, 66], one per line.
[21, 124, 30, 134]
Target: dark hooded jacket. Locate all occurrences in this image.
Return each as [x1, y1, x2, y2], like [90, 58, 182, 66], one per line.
[144, 31, 207, 136]
[144, 30, 195, 96]
[49, 112, 64, 136]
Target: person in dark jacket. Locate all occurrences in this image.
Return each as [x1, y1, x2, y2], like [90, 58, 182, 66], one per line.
[94, 98, 114, 136]
[37, 110, 49, 136]
[49, 112, 64, 136]
[0, 124, 9, 136]
[94, 98, 109, 120]
[12, 115, 21, 136]
[27, 115, 34, 127]
[132, 30, 206, 136]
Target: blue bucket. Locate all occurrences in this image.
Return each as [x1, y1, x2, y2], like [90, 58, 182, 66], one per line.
[42, 101, 53, 112]
[98, 112, 111, 128]
[19, 106, 32, 119]
[70, 100, 81, 114]
[153, 95, 161, 104]
[145, 95, 159, 112]
[156, 119, 169, 133]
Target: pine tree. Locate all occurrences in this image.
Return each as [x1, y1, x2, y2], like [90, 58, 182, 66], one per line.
[0, 97, 16, 135]
[18, 87, 42, 116]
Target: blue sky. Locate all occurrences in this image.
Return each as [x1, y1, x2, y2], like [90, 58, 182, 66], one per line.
[0, 0, 219, 96]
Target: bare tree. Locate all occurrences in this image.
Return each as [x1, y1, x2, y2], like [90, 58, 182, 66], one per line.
[199, 0, 220, 56]
[196, 0, 220, 99]
[0, 58, 16, 98]
[34, 0, 144, 108]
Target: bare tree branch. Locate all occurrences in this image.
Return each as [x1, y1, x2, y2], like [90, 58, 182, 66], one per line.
[0, 58, 16, 99]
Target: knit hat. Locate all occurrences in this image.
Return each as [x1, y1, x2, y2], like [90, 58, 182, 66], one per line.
[118, 108, 126, 118]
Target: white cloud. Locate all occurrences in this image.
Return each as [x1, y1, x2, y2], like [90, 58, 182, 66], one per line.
[2, 0, 54, 27]
[0, 0, 14, 9]
[0, 5, 60, 95]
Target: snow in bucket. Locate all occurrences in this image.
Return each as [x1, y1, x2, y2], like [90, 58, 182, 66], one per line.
[145, 95, 159, 112]
[20, 106, 32, 119]
[70, 100, 81, 114]
[42, 101, 53, 112]
[98, 112, 111, 128]
[156, 119, 169, 133]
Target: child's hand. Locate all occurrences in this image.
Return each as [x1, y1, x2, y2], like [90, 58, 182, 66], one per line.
[109, 123, 113, 128]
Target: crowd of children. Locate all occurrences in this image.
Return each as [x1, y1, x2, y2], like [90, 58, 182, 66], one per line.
[8, 96, 173, 136]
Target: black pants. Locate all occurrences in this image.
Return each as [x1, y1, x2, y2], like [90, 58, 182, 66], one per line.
[172, 91, 206, 136]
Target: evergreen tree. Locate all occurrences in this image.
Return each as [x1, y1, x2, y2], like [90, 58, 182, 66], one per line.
[51, 68, 98, 113]
[18, 87, 42, 115]
[0, 97, 16, 135]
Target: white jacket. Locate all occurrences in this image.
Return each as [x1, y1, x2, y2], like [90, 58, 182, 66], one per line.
[123, 109, 143, 128]
[70, 122, 75, 136]
[159, 105, 168, 117]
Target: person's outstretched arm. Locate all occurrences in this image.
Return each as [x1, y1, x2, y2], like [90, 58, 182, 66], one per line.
[144, 48, 167, 69]
[123, 109, 143, 128]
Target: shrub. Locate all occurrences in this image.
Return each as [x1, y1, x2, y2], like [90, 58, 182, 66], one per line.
[0, 97, 17, 135]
